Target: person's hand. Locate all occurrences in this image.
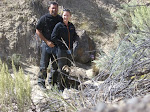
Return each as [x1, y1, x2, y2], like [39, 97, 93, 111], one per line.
[46, 41, 55, 47]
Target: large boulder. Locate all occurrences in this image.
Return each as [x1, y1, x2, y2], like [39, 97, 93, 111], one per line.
[79, 94, 150, 112]
[74, 30, 96, 64]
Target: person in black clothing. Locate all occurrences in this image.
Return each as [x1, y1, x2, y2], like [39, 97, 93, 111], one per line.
[36, 2, 63, 88]
[51, 9, 80, 91]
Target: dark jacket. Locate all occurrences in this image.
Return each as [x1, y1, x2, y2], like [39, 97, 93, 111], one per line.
[51, 22, 79, 50]
[36, 13, 63, 41]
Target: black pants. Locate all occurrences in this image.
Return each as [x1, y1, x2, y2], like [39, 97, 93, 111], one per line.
[57, 48, 80, 91]
[38, 42, 58, 86]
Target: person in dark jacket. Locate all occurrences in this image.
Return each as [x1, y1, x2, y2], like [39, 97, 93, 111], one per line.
[51, 9, 80, 91]
[36, 2, 63, 89]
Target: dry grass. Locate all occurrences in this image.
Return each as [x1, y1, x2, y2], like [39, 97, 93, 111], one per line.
[0, 60, 31, 112]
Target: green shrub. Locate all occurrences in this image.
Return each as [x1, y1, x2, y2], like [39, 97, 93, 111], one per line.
[7, 54, 21, 69]
[94, 0, 150, 77]
[0, 60, 31, 112]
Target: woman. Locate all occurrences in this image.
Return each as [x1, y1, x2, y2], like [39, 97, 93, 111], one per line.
[51, 9, 79, 91]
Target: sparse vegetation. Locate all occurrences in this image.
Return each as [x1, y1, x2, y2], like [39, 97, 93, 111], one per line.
[92, 0, 150, 101]
[5, 54, 22, 71]
[0, 60, 31, 112]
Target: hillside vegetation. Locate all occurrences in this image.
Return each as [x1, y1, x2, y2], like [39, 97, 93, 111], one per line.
[0, 0, 150, 112]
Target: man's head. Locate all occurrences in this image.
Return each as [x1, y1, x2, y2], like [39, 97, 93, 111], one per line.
[48, 1, 58, 16]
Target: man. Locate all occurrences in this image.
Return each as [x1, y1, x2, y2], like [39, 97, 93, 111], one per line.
[36, 2, 62, 88]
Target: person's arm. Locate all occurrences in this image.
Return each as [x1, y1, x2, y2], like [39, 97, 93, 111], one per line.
[36, 16, 54, 47]
[51, 23, 60, 44]
[36, 29, 54, 47]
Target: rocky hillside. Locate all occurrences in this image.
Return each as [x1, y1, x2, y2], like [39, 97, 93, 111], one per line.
[0, 0, 126, 63]
[0, 0, 45, 63]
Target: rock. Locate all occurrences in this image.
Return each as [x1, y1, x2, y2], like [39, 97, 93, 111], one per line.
[74, 30, 96, 64]
[79, 108, 94, 112]
[96, 102, 106, 112]
[81, 94, 150, 112]
[86, 69, 94, 78]
[79, 80, 104, 90]
[62, 65, 90, 82]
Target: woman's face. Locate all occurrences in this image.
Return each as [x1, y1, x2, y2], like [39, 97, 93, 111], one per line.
[62, 11, 71, 23]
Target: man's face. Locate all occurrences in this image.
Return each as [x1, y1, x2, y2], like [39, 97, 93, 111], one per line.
[49, 4, 58, 16]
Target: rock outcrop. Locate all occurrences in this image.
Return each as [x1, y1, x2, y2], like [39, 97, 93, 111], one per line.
[74, 30, 96, 63]
[79, 94, 150, 112]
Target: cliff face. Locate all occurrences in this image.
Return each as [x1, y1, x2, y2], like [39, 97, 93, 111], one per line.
[0, 0, 49, 63]
[1, 0, 35, 59]
[0, 0, 123, 62]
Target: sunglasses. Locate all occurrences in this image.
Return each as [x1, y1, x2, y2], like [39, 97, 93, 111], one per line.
[63, 9, 71, 13]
